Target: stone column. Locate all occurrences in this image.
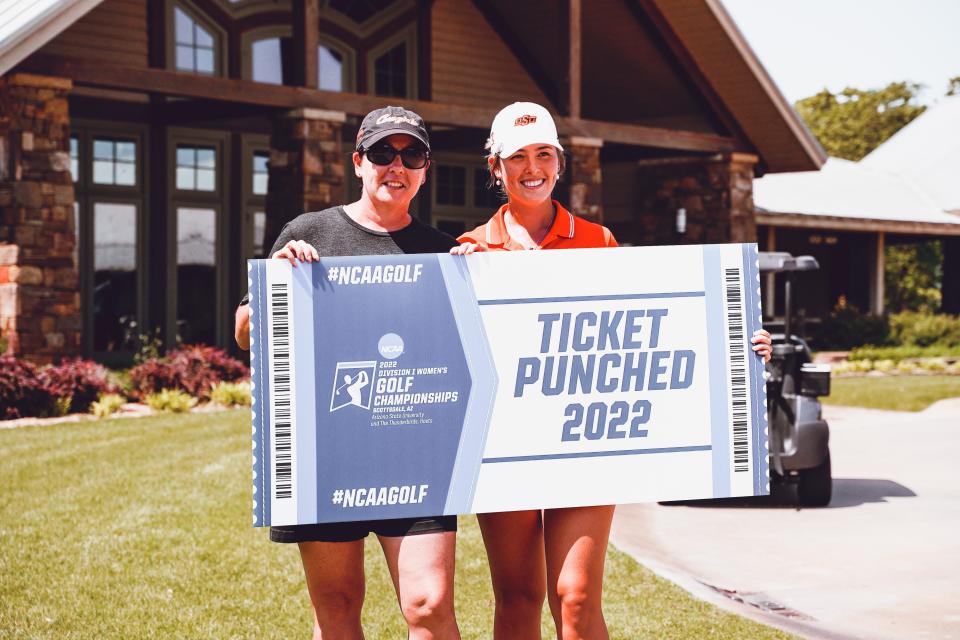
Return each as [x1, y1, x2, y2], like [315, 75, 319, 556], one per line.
[0, 73, 78, 363]
[265, 108, 346, 251]
[564, 136, 603, 223]
[633, 152, 759, 245]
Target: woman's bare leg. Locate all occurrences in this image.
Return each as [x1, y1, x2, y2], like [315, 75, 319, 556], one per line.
[378, 531, 460, 640]
[298, 540, 367, 640]
[478, 510, 547, 639]
[543, 505, 614, 640]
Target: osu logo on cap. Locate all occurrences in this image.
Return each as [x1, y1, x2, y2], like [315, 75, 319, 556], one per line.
[514, 115, 538, 126]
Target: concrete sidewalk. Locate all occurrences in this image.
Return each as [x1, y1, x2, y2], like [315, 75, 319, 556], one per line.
[611, 399, 960, 640]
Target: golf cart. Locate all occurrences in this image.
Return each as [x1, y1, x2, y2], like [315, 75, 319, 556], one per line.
[761, 252, 833, 507]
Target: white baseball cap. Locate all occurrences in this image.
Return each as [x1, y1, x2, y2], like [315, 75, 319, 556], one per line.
[487, 102, 563, 158]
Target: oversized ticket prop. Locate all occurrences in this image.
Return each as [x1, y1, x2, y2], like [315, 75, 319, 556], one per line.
[249, 244, 768, 526]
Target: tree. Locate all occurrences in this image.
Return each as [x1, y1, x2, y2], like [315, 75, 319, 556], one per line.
[794, 82, 942, 313]
[948, 76, 960, 96]
[885, 241, 942, 312]
[794, 82, 926, 160]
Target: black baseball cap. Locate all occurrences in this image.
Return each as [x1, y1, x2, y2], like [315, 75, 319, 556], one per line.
[356, 106, 430, 152]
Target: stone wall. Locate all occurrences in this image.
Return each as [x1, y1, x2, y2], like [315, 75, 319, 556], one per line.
[623, 152, 758, 245]
[565, 137, 603, 223]
[0, 73, 79, 362]
[264, 108, 346, 252]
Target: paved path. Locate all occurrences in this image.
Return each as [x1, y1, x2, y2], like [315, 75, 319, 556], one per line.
[611, 399, 960, 640]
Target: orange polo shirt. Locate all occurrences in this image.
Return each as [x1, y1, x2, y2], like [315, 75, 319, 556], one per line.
[457, 201, 618, 250]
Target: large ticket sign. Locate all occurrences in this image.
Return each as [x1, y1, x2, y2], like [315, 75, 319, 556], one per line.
[248, 244, 768, 526]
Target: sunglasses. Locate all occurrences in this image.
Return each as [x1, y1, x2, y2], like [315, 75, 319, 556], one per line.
[363, 143, 430, 170]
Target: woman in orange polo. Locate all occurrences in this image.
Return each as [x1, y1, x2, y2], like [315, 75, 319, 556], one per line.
[455, 102, 618, 640]
[454, 102, 770, 639]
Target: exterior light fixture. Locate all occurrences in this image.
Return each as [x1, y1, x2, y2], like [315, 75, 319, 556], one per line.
[676, 207, 687, 234]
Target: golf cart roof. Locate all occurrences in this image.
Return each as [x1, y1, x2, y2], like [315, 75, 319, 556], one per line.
[759, 251, 820, 273]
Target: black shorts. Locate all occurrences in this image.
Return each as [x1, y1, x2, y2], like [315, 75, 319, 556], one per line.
[270, 515, 457, 543]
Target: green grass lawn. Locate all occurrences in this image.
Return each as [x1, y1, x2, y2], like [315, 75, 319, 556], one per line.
[0, 410, 794, 639]
[822, 375, 960, 412]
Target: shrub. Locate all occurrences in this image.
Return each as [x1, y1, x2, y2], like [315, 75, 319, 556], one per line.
[91, 393, 126, 418]
[888, 311, 960, 348]
[128, 345, 248, 401]
[0, 357, 54, 419]
[145, 389, 197, 413]
[848, 344, 960, 362]
[811, 297, 889, 350]
[209, 381, 252, 407]
[41, 359, 115, 414]
[873, 359, 896, 373]
[897, 360, 919, 374]
[918, 358, 948, 373]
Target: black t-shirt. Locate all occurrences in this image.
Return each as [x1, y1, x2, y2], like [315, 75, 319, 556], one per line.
[240, 206, 456, 305]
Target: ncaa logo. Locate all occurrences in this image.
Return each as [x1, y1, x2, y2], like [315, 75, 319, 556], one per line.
[378, 333, 405, 360]
[514, 115, 537, 126]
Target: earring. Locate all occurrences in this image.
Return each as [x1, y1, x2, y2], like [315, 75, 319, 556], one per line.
[495, 178, 502, 186]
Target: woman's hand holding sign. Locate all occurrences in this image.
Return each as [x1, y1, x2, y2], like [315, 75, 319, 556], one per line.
[274, 239, 320, 265]
[752, 329, 772, 364]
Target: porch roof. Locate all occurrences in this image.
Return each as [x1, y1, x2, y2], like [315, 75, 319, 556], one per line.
[754, 157, 960, 236]
[861, 96, 960, 214]
[0, 0, 105, 75]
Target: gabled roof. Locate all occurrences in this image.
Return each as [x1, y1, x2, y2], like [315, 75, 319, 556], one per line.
[649, 0, 826, 173]
[0, 0, 105, 75]
[861, 96, 960, 213]
[754, 157, 960, 235]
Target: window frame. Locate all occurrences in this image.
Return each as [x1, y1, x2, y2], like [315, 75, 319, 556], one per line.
[71, 120, 150, 364]
[366, 23, 417, 99]
[240, 135, 269, 269]
[241, 26, 290, 85]
[318, 34, 356, 93]
[430, 154, 502, 224]
[166, 128, 231, 349]
[167, 1, 227, 77]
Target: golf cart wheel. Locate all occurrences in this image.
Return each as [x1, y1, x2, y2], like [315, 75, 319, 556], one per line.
[797, 452, 832, 507]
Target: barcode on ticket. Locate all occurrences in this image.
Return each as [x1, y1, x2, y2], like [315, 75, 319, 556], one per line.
[724, 267, 749, 473]
[267, 264, 297, 522]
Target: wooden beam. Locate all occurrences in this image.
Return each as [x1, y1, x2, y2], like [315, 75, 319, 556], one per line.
[470, 0, 561, 112]
[629, 0, 753, 151]
[416, 0, 432, 101]
[22, 54, 739, 153]
[568, 0, 581, 119]
[756, 212, 960, 237]
[292, 0, 319, 88]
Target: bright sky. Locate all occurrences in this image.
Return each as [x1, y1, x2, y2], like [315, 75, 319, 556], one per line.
[722, 0, 960, 106]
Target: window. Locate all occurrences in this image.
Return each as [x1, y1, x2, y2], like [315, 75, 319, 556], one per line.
[176, 207, 217, 345]
[93, 202, 138, 352]
[176, 146, 216, 191]
[436, 166, 466, 206]
[319, 44, 345, 91]
[253, 211, 266, 256]
[251, 37, 284, 85]
[431, 159, 500, 233]
[174, 6, 216, 75]
[70, 136, 79, 182]
[252, 152, 269, 195]
[92, 139, 137, 186]
[474, 168, 502, 209]
[374, 41, 407, 97]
